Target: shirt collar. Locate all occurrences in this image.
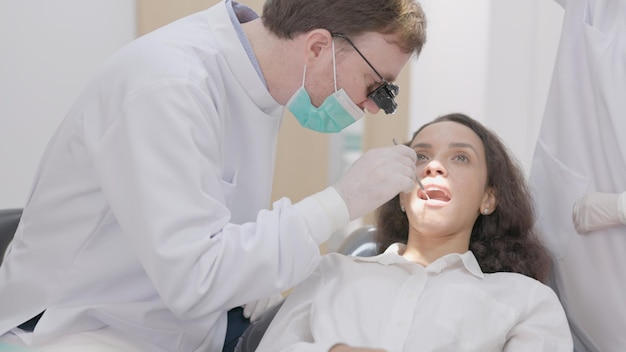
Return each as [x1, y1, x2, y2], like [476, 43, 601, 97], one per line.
[225, 0, 265, 85]
[353, 243, 484, 278]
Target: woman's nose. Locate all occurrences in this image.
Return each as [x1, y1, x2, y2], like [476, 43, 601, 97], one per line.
[423, 160, 446, 177]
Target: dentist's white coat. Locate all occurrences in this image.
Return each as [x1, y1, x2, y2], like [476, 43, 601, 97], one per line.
[0, 1, 346, 351]
[529, 0, 626, 350]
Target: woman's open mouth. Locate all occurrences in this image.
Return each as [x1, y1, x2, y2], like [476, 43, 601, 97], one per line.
[419, 187, 451, 202]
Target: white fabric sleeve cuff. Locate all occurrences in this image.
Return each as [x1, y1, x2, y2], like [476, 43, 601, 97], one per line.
[618, 192, 626, 225]
[294, 187, 350, 245]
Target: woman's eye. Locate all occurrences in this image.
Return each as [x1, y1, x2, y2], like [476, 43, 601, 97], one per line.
[453, 154, 469, 162]
[416, 153, 429, 162]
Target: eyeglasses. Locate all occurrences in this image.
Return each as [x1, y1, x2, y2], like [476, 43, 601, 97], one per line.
[332, 33, 400, 115]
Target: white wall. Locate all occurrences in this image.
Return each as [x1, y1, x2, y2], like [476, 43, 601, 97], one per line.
[410, 0, 564, 173]
[0, 0, 136, 208]
[411, 0, 491, 127]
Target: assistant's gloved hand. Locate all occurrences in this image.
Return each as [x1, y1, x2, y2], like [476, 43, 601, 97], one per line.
[572, 192, 626, 234]
[333, 144, 417, 221]
[243, 293, 284, 322]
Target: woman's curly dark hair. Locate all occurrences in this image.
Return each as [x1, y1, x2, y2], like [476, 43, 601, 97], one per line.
[375, 113, 551, 282]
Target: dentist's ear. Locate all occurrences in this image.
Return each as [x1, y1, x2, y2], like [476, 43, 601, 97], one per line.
[304, 29, 333, 62]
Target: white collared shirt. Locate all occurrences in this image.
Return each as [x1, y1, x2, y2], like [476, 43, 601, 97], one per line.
[257, 244, 573, 352]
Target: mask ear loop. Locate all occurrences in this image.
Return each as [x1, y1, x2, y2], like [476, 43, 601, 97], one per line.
[300, 40, 336, 92]
[301, 65, 307, 87]
[331, 40, 338, 92]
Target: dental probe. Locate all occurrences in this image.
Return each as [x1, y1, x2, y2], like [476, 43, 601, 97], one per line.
[392, 138, 429, 200]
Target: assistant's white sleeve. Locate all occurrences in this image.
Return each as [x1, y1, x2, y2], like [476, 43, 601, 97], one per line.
[503, 284, 573, 351]
[91, 81, 347, 320]
[256, 259, 340, 352]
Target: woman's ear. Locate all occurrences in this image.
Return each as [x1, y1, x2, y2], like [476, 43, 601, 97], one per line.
[399, 194, 407, 213]
[480, 188, 497, 215]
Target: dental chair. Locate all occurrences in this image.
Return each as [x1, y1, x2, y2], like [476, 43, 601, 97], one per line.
[336, 225, 378, 257]
[0, 208, 22, 263]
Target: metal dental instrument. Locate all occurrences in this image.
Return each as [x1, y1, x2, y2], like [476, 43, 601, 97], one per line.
[393, 138, 429, 200]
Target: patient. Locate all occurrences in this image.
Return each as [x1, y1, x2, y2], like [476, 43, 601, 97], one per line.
[255, 113, 573, 352]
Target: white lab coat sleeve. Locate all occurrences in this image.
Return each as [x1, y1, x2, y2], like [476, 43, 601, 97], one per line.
[503, 284, 573, 351]
[255, 259, 339, 352]
[90, 80, 332, 319]
[295, 186, 350, 244]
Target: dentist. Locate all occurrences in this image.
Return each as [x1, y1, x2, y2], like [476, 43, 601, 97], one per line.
[0, 0, 427, 351]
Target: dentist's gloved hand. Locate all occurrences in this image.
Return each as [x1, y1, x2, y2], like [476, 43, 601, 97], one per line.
[333, 144, 417, 221]
[572, 192, 626, 234]
[243, 293, 284, 322]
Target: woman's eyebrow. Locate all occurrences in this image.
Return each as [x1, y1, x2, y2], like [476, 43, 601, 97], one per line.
[411, 142, 478, 154]
[449, 142, 478, 155]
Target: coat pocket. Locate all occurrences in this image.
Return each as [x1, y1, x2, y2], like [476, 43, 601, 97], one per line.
[530, 141, 590, 259]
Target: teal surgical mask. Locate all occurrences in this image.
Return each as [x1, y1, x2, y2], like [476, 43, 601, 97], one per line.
[287, 41, 365, 133]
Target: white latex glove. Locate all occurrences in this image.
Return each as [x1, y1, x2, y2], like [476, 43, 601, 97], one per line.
[243, 293, 284, 322]
[333, 144, 417, 221]
[572, 192, 626, 234]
